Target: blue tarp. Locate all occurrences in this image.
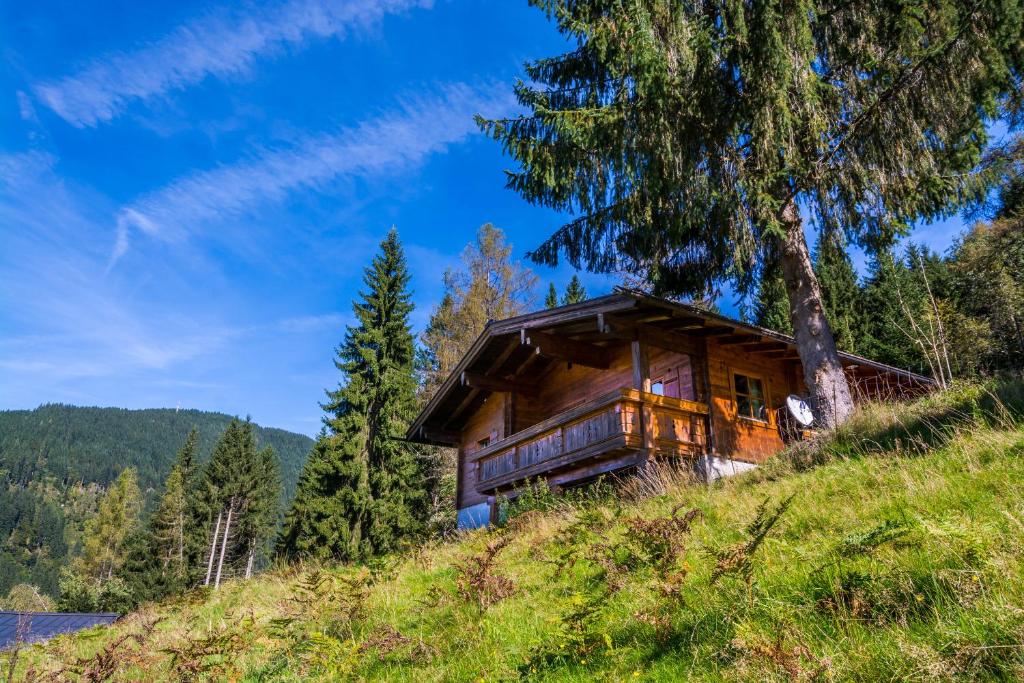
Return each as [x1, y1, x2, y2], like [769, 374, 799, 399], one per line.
[0, 611, 119, 649]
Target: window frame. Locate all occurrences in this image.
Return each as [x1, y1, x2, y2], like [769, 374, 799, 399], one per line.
[731, 370, 771, 425]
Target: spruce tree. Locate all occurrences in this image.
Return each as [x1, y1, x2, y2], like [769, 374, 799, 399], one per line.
[861, 250, 927, 372]
[561, 274, 588, 305]
[197, 418, 281, 585]
[479, 0, 1023, 426]
[750, 265, 792, 335]
[280, 229, 427, 561]
[814, 232, 864, 354]
[544, 282, 559, 308]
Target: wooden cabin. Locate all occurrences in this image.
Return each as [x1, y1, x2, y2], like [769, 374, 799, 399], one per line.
[408, 291, 933, 529]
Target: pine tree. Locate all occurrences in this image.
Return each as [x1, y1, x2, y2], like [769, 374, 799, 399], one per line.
[561, 274, 588, 305]
[814, 232, 864, 354]
[861, 250, 928, 373]
[544, 282, 559, 308]
[479, 1, 1023, 426]
[197, 419, 281, 586]
[150, 429, 198, 579]
[279, 229, 427, 561]
[949, 219, 1024, 375]
[749, 265, 792, 335]
[236, 446, 281, 578]
[77, 468, 142, 580]
[419, 224, 537, 400]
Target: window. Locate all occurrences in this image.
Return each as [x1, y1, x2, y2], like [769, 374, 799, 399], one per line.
[650, 380, 665, 396]
[734, 373, 768, 422]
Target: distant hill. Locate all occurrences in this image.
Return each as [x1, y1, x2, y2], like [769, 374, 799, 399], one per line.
[0, 404, 312, 498]
[0, 404, 314, 598]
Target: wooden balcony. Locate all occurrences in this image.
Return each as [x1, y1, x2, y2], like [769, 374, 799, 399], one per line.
[471, 388, 709, 493]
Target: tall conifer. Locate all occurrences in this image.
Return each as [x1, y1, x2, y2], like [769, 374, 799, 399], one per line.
[479, 0, 1023, 426]
[814, 232, 864, 354]
[420, 224, 537, 400]
[197, 418, 280, 584]
[561, 274, 588, 305]
[279, 229, 426, 561]
[748, 262, 792, 334]
[544, 283, 559, 308]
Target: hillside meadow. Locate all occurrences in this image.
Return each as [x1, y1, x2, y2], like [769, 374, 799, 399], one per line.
[8, 382, 1024, 682]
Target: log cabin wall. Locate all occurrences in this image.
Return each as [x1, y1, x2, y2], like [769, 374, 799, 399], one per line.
[457, 392, 506, 508]
[530, 341, 635, 419]
[705, 337, 800, 463]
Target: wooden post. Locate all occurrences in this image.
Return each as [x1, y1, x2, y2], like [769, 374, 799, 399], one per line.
[631, 340, 652, 393]
[632, 340, 656, 457]
[214, 502, 233, 590]
[204, 510, 222, 587]
[694, 339, 714, 456]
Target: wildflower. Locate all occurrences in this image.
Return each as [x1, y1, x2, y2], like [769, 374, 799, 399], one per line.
[972, 574, 980, 582]
[633, 671, 641, 678]
[915, 594, 924, 603]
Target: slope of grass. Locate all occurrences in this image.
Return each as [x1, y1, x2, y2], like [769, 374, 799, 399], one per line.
[10, 383, 1024, 682]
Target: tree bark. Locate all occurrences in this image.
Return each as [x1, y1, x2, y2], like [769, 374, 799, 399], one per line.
[778, 201, 855, 428]
[244, 544, 255, 580]
[214, 503, 233, 590]
[204, 510, 222, 587]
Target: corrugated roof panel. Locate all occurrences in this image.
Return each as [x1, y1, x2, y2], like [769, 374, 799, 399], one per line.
[0, 611, 120, 649]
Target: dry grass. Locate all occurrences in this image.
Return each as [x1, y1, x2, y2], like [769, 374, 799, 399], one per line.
[12, 381, 1024, 681]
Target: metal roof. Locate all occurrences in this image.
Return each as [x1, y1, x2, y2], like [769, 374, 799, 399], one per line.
[0, 611, 120, 650]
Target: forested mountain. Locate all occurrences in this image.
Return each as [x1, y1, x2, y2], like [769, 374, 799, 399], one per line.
[0, 405, 312, 597]
[0, 404, 310, 497]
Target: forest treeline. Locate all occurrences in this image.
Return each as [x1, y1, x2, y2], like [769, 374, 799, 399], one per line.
[748, 195, 1024, 383]
[0, 407, 311, 604]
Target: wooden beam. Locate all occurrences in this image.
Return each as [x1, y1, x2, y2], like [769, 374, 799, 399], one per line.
[742, 341, 790, 353]
[688, 325, 735, 337]
[631, 340, 651, 392]
[716, 334, 762, 346]
[600, 317, 704, 357]
[441, 336, 520, 429]
[419, 427, 460, 445]
[461, 371, 538, 396]
[521, 328, 611, 368]
[761, 349, 800, 359]
[669, 313, 707, 328]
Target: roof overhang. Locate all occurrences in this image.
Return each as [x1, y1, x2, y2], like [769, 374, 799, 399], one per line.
[407, 289, 935, 445]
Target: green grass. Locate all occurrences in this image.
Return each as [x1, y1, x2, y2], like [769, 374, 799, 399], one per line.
[10, 382, 1024, 682]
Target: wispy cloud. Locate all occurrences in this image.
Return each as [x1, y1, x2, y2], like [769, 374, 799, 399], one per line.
[32, 0, 432, 127]
[111, 82, 516, 265]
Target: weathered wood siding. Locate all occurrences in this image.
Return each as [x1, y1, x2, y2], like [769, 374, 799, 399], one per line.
[457, 393, 505, 508]
[705, 337, 801, 463]
[532, 341, 635, 417]
[455, 335, 819, 507]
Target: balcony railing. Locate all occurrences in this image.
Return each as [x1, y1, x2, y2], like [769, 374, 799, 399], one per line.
[471, 388, 709, 492]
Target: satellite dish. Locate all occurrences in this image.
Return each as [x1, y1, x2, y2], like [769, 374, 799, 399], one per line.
[785, 395, 815, 427]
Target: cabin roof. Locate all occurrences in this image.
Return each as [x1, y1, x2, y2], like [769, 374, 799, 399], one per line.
[408, 289, 935, 445]
[0, 611, 120, 649]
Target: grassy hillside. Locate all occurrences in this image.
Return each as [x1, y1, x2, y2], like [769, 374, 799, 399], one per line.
[11, 384, 1024, 681]
[0, 405, 313, 597]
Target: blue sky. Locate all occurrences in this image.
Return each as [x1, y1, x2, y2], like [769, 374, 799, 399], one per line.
[0, 0, 974, 436]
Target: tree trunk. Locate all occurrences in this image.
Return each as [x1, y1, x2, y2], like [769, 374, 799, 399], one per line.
[214, 503, 233, 590]
[204, 510, 222, 587]
[244, 544, 255, 580]
[778, 201, 855, 428]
